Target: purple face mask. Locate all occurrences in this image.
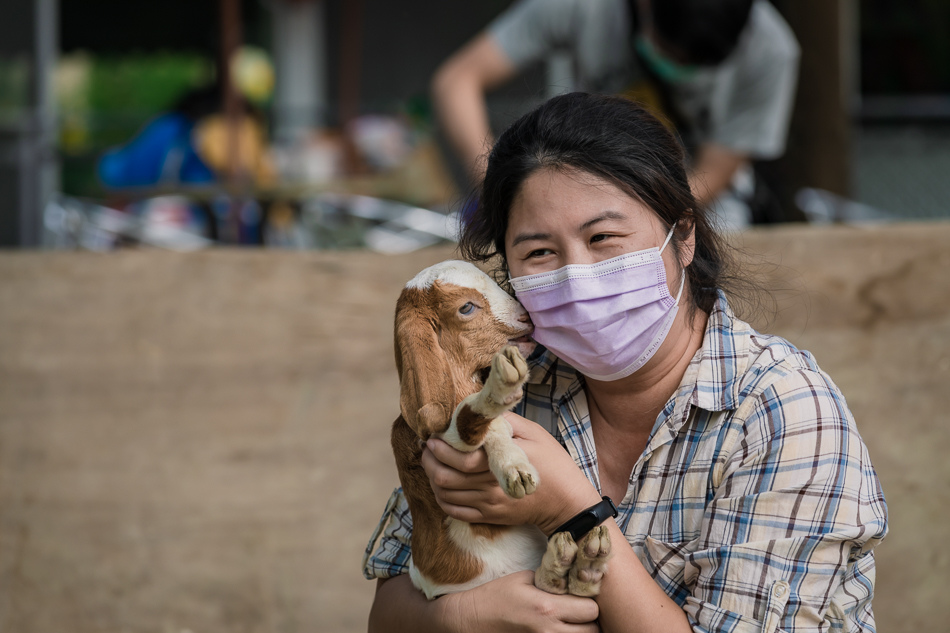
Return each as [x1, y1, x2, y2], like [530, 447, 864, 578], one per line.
[510, 225, 684, 381]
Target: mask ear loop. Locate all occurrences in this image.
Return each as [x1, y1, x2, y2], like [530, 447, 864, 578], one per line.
[673, 269, 686, 306]
[658, 222, 686, 305]
[658, 222, 677, 255]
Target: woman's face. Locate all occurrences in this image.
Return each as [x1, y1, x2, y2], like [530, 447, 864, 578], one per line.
[504, 168, 682, 284]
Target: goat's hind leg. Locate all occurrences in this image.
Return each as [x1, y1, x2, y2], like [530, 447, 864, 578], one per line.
[534, 531, 577, 594]
[568, 525, 612, 597]
[536, 526, 612, 597]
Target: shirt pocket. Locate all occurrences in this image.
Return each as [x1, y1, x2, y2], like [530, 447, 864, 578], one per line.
[647, 535, 792, 633]
[684, 580, 791, 633]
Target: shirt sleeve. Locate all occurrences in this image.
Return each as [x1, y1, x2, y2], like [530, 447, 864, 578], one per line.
[709, 2, 800, 159]
[682, 367, 888, 632]
[362, 487, 414, 580]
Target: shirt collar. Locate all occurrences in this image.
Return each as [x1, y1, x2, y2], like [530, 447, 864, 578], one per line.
[525, 343, 581, 405]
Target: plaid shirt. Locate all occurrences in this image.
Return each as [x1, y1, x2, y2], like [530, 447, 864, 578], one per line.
[363, 292, 888, 632]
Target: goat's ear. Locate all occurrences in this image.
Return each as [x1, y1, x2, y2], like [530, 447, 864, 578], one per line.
[395, 308, 454, 437]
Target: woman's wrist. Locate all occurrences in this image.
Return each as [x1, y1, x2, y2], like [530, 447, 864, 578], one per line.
[538, 484, 603, 536]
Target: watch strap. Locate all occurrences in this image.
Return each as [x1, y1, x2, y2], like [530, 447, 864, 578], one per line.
[551, 496, 618, 541]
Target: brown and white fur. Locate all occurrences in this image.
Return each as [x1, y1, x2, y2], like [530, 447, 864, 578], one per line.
[392, 260, 611, 600]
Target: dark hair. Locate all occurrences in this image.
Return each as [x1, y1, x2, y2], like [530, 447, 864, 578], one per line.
[651, 0, 754, 65]
[458, 92, 741, 318]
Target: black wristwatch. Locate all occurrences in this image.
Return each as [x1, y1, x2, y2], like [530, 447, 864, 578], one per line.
[551, 496, 618, 541]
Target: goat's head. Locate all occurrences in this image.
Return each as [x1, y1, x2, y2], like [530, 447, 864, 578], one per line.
[394, 260, 534, 436]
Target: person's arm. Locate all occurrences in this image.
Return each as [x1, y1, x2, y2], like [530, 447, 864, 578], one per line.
[688, 2, 799, 207]
[369, 575, 455, 633]
[688, 143, 748, 207]
[431, 33, 517, 185]
[369, 571, 601, 633]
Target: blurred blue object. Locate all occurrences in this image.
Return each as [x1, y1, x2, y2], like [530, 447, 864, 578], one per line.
[97, 113, 216, 188]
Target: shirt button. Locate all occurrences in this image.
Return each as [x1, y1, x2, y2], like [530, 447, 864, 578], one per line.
[773, 582, 788, 597]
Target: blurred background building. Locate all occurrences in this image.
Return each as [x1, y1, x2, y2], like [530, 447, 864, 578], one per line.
[1, 0, 948, 249]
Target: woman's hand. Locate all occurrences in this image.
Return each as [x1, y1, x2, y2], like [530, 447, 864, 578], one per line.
[422, 412, 601, 535]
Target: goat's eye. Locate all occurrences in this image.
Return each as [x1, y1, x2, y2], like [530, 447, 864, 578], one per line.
[459, 302, 476, 315]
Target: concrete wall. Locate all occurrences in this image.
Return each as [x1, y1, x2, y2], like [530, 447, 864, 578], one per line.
[1, 221, 948, 631]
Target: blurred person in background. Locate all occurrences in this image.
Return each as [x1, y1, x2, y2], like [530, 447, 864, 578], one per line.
[431, 0, 799, 230]
[98, 47, 276, 190]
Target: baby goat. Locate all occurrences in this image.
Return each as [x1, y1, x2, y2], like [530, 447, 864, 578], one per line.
[391, 260, 611, 599]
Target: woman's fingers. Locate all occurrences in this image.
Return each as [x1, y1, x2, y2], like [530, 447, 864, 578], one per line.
[430, 500, 486, 524]
[425, 437, 489, 473]
[420, 444, 495, 488]
[420, 442, 520, 523]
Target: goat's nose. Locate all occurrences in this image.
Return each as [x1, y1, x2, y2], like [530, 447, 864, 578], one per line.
[518, 312, 532, 324]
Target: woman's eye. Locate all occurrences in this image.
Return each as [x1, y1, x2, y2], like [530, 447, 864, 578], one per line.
[459, 302, 476, 315]
[527, 248, 553, 259]
[590, 233, 609, 244]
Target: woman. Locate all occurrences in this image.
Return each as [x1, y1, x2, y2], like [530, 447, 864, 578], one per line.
[364, 93, 887, 632]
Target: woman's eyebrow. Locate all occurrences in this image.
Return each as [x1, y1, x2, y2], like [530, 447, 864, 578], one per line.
[578, 210, 627, 232]
[510, 231, 551, 248]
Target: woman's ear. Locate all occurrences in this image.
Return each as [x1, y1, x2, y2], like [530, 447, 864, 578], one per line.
[676, 218, 696, 269]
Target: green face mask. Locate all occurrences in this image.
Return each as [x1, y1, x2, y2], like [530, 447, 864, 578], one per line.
[635, 35, 699, 84]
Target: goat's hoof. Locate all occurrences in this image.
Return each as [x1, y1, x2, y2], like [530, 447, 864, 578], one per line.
[551, 531, 579, 567]
[495, 346, 528, 385]
[568, 525, 612, 597]
[535, 532, 577, 594]
[502, 345, 529, 379]
[484, 347, 529, 407]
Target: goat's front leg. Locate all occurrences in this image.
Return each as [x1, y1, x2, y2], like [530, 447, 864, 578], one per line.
[441, 346, 538, 498]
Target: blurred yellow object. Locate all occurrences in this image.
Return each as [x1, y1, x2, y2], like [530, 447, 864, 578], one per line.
[230, 46, 275, 105]
[192, 113, 276, 185]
